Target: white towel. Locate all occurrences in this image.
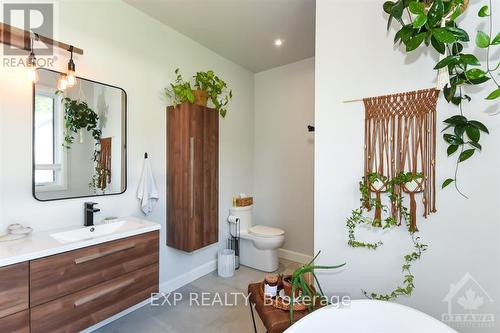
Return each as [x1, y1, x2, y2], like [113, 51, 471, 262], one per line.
[137, 158, 159, 215]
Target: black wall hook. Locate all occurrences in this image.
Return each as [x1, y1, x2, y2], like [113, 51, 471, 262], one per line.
[307, 125, 315, 132]
[144, 152, 148, 159]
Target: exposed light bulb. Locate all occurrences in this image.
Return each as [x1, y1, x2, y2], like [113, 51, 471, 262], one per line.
[27, 67, 39, 83]
[274, 39, 283, 47]
[66, 70, 76, 87]
[26, 45, 38, 83]
[66, 46, 77, 87]
[57, 75, 68, 91]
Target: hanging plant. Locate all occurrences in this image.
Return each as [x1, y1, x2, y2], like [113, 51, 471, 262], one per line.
[58, 94, 106, 192]
[346, 172, 428, 300]
[382, 0, 499, 197]
[60, 96, 101, 149]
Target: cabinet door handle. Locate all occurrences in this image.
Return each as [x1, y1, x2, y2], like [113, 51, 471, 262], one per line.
[73, 244, 136, 265]
[74, 278, 135, 307]
[190, 136, 195, 218]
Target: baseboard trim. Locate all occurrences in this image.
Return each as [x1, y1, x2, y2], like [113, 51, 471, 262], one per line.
[83, 260, 217, 332]
[160, 259, 217, 293]
[279, 248, 313, 264]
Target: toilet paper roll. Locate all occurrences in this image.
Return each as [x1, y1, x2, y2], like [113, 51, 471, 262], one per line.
[227, 215, 240, 224]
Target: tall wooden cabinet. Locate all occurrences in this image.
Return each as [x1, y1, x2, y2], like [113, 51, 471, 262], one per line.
[167, 102, 219, 252]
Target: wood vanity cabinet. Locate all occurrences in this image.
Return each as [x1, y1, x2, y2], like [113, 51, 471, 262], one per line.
[0, 231, 159, 333]
[0, 263, 29, 333]
[167, 103, 219, 252]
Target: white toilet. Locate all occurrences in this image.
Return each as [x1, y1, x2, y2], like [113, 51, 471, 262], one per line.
[229, 205, 285, 272]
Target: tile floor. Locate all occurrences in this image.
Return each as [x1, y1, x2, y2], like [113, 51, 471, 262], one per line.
[95, 259, 301, 333]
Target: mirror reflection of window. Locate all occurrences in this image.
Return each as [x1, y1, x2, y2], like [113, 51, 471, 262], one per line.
[34, 89, 66, 191]
[33, 69, 127, 201]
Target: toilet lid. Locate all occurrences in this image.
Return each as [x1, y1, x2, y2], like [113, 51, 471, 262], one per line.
[249, 225, 285, 237]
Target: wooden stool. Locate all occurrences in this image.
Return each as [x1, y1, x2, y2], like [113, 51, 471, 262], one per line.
[247, 283, 310, 333]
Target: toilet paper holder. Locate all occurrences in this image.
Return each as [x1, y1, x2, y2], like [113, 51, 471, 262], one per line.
[227, 215, 240, 269]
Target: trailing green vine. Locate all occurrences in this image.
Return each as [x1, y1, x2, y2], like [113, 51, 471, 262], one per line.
[383, 0, 499, 197]
[346, 172, 428, 300]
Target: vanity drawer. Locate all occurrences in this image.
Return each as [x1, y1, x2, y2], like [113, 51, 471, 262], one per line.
[0, 262, 29, 318]
[30, 263, 158, 333]
[30, 230, 159, 306]
[0, 310, 30, 333]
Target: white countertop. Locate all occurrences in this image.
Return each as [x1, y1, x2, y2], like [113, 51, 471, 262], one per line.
[0, 217, 160, 267]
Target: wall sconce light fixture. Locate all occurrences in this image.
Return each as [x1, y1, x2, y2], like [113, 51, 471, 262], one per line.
[27, 38, 38, 83]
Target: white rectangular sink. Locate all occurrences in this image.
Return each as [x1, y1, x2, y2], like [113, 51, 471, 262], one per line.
[50, 220, 145, 244]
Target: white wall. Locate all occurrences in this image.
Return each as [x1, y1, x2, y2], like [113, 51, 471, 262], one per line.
[315, 1, 499, 332]
[254, 58, 314, 256]
[0, 0, 254, 289]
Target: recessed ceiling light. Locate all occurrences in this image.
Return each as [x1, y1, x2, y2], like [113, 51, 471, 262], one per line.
[274, 39, 283, 47]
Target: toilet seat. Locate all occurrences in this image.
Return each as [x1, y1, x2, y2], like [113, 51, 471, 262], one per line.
[249, 225, 284, 238]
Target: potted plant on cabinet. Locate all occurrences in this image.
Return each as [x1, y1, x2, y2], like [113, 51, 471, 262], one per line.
[194, 70, 232, 117]
[165, 68, 233, 118]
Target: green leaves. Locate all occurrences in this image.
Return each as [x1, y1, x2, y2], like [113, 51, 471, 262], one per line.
[433, 28, 457, 43]
[409, 1, 426, 28]
[465, 68, 487, 81]
[427, 0, 444, 27]
[381, 0, 497, 198]
[468, 120, 489, 134]
[459, 149, 475, 162]
[443, 133, 463, 145]
[442, 178, 454, 188]
[492, 33, 500, 45]
[486, 89, 500, 100]
[446, 27, 470, 42]
[459, 54, 480, 66]
[447, 145, 459, 156]
[413, 15, 427, 29]
[431, 36, 445, 54]
[476, 31, 490, 48]
[406, 33, 426, 51]
[443, 116, 489, 179]
[465, 125, 480, 143]
[434, 55, 460, 69]
[478, 5, 489, 17]
[408, 1, 424, 15]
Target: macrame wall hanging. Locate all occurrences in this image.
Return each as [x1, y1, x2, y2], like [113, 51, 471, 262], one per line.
[98, 137, 112, 191]
[363, 88, 440, 232]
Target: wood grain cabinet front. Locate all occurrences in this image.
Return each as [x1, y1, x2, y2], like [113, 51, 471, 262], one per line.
[0, 310, 30, 333]
[0, 262, 29, 318]
[30, 231, 159, 307]
[167, 103, 219, 252]
[30, 264, 159, 333]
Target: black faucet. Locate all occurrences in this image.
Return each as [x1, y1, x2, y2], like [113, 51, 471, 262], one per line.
[84, 202, 100, 227]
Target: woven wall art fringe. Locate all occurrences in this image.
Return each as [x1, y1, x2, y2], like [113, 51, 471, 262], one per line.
[363, 88, 440, 231]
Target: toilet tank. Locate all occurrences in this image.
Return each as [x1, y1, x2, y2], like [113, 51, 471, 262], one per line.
[229, 205, 253, 232]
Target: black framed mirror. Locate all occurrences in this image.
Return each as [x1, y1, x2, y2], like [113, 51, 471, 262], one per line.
[32, 68, 127, 201]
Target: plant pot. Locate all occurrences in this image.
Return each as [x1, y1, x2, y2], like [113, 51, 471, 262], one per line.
[193, 89, 208, 106]
[282, 275, 301, 298]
